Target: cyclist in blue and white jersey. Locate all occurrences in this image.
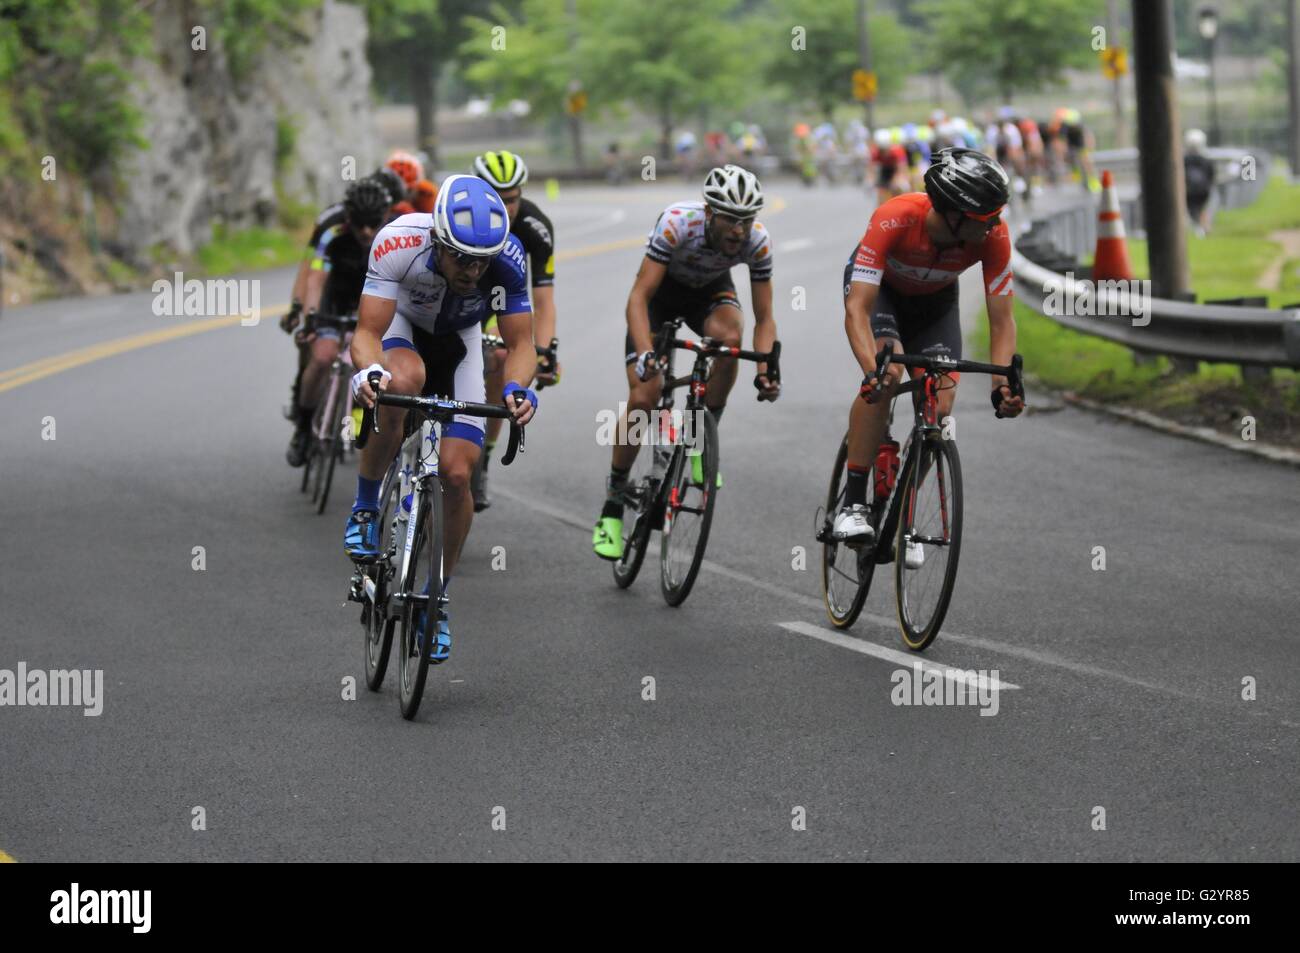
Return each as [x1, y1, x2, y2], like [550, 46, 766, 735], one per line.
[345, 175, 538, 662]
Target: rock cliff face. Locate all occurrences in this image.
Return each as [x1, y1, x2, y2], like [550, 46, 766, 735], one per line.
[118, 0, 376, 260]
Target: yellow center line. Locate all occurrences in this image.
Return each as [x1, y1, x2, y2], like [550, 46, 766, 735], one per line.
[0, 313, 269, 395]
[0, 194, 791, 394]
[0, 849, 16, 862]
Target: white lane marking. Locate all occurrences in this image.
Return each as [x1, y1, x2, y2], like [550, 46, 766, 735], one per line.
[778, 621, 1020, 690]
[494, 488, 1300, 726]
[780, 238, 815, 253]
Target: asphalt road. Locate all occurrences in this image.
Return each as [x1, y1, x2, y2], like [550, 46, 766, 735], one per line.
[1, 178, 1296, 862]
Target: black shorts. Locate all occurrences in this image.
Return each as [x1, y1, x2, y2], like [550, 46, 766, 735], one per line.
[623, 273, 740, 364]
[876, 162, 898, 189]
[843, 267, 962, 366]
[1064, 123, 1086, 151]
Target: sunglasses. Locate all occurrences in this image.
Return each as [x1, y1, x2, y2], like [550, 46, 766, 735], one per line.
[437, 242, 494, 267]
[711, 211, 755, 229]
[963, 206, 1004, 226]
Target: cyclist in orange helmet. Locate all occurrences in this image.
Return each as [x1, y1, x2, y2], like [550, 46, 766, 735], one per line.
[385, 149, 424, 188]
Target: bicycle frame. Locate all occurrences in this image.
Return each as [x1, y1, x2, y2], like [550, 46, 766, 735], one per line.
[389, 416, 440, 614]
[874, 371, 953, 560]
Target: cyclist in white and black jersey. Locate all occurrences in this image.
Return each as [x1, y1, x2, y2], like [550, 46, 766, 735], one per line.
[592, 164, 781, 560]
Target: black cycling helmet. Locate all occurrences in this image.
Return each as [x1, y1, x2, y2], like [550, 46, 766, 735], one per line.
[373, 166, 407, 205]
[344, 177, 393, 228]
[924, 147, 1010, 217]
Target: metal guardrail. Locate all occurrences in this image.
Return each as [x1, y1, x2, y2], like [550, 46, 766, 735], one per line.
[1012, 148, 1300, 372]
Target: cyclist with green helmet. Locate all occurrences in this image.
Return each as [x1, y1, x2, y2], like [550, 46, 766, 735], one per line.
[470, 150, 559, 511]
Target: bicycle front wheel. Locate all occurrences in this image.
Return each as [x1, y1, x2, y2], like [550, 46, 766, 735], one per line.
[397, 481, 443, 720]
[821, 436, 876, 629]
[659, 409, 719, 607]
[314, 375, 344, 515]
[362, 463, 401, 692]
[894, 435, 963, 651]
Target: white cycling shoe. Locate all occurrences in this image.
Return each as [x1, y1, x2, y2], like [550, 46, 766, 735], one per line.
[903, 539, 926, 570]
[832, 504, 875, 542]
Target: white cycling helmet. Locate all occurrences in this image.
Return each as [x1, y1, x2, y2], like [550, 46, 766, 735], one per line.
[702, 164, 764, 217]
[472, 150, 529, 190]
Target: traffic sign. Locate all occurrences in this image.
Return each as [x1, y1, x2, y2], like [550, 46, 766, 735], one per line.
[1100, 46, 1127, 79]
[565, 90, 588, 115]
[852, 69, 877, 103]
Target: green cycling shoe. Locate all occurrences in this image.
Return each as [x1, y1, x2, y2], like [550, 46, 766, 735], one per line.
[689, 450, 722, 488]
[592, 516, 624, 561]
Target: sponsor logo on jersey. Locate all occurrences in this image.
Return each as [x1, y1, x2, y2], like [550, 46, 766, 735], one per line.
[503, 241, 526, 271]
[373, 233, 423, 261]
[522, 215, 551, 246]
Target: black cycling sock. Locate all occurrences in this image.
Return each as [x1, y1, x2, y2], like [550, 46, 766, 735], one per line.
[295, 406, 314, 430]
[708, 405, 725, 424]
[601, 465, 631, 519]
[846, 465, 869, 507]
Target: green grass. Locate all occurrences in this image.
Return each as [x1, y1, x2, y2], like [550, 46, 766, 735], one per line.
[196, 225, 302, 277]
[981, 173, 1300, 422]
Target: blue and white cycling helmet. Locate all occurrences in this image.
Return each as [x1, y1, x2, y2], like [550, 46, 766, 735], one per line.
[432, 174, 510, 257]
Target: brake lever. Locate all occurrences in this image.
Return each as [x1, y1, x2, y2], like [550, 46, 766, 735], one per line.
[500, 390, 528, 466]
[355, 370, 385, 449]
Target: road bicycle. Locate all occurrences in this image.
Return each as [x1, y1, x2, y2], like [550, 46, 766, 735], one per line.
[817, 349, 1023, 650]
[612, 318, 780, 606]
[298, 313, 358, 515]
[348, 374, 525, 720]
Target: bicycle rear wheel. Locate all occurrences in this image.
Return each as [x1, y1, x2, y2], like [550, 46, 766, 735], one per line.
[397, 480, 443, 720]
[612, 435, 660, 589]
[821, 436, 878, 629]
[659, 409, 719, 607]
[894, 435, 962, 651]
[362, 463, 401, 692]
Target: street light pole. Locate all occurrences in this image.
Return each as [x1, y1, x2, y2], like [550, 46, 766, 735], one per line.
[1199, 6, 1221, 146]
[1289, 0, 1300, 179]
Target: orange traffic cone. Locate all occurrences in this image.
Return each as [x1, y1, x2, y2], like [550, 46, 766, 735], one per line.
[1092, 169, 1134, 281]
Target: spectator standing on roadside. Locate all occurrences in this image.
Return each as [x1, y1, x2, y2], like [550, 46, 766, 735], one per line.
[1183, 128, 1216, 237]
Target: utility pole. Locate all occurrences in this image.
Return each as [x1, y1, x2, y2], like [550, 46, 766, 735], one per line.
[857, 0, 874, 128]
[1289, 0, 1300, 179]
[1108, 0, 1126, 147]
[1132, 0, 1189, 299]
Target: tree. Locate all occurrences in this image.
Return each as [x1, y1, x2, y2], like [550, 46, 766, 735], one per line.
[0, 0, 150, 186]
[590, 0, 754, 158]
[368, 0, 498, 165]
[764, 0, 915, 119]
[921, 0, 1105, 103]
[461, 0, 592, 164]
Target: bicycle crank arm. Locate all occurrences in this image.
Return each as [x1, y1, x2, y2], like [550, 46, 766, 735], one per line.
[389, 591, 430, 611]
